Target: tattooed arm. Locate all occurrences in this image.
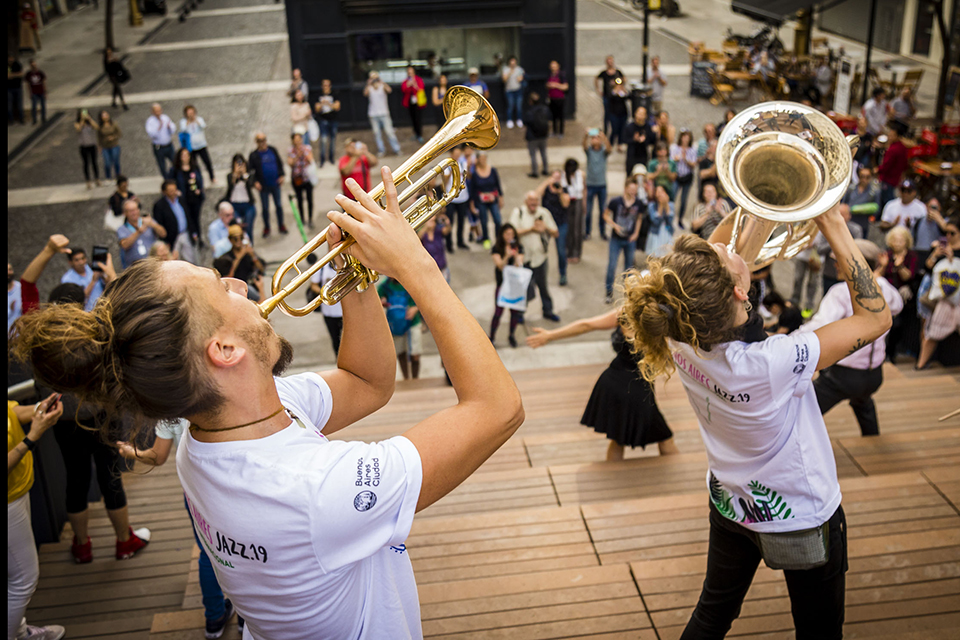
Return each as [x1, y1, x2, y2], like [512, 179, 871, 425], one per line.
[812, 206, 892, 371]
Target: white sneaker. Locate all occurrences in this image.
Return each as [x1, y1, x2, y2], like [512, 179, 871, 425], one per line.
[516, 120, 524, 128]
[21, 625, 66, 640]
[506, 120, 514, 129]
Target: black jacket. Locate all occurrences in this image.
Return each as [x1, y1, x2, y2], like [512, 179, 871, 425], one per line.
[153, 194, 196, 248]
[524, 104, 551, 141]
[247, 146, 285, 187]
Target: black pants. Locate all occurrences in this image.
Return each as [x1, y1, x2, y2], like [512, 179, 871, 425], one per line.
[681, 503, 847, 640]
[191, 147, 215, 181]
[110, 80, 126, 107]
[80, 145, 99, 181]
[525, 261, 554, 316]
[815, 364, 883, 436]
[293, 181, 314, 223]
[323, 315, 343, 355]
[52, 421, 127, 514]
[549, 98, 565, 135]
[185, 196, 203, 239]
[448, 201, 471, 248]
[408, 103, 423, 139]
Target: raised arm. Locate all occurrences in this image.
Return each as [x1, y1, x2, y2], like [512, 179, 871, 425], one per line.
[22, 235, 70, 284]
[527, 308, 619, 348]
[329, 168, 524, 512]
[812, 207, 892, 369]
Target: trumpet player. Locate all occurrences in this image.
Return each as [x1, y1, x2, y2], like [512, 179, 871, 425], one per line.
[11, 167, 524, 640]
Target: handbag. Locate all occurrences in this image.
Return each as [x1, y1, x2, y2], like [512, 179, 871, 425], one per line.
[306, 162, 319, 187]
[416, 88, 427, 107]
[178, 131, 191, 152]
[497, 265, 533, 311]
[307, 118, 320, 143]
[756, 522, 830, 571]
[103, 208, 123, 232]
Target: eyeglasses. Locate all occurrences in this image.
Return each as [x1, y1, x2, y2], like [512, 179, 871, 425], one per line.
[229, 235, 243, 240]
[255, 138, 266, 143]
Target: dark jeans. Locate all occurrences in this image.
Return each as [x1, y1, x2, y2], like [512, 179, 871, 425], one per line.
[260, 183, 284, 230]
[293, 181, 314, 223]
[585, 185, 607, 237]
[555, 222, 569, 278]
[815, 364, 883, 436]
[606, 235, 635, 295]
[152, 143, 175, 178]
[109, 80, 126, 107]
[52, 421, 127, 514]
[608, 113, 627, 146]
[527, 138, 548, 174]
[525, 261, 553, 316]
[232, 201, 257, 244]
[567, 199, 585, 259]
[408, 103, 423, 139]
[184, 496, 226, 622]
[30, 93, 45, 123]
[549, 98, 565, 135]
[476, 201, 502, 241]
[506, 89, 524, 123]
[680, 502, 847, 640]
[80, 145, 99, 182]
[319, 120, 338, 165]
[676, 178, 693, 225]
[191, 147, 215, 181]
[448, 201, 471, 247]
[102, 146, 121, 179]
[8, 86, 24, 123]
[323, 315, 343, 355]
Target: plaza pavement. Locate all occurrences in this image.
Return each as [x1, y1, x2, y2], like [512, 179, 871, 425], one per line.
[7, 0, 942, 378]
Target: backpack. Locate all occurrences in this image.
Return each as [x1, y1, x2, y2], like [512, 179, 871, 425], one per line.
[529, 105, 550, 138]
[384, 286, 413, 336]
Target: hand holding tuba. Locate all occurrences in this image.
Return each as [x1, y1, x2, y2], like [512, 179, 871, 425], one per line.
[714, 101, 860, 271]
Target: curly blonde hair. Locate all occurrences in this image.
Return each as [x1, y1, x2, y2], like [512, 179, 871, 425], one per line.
[620, 234, 741, 382]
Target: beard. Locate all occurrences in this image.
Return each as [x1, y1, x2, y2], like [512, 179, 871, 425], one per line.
[240, 324, 295, 378]
[7, 273, 14, 285]
[273, 336, 294, 377]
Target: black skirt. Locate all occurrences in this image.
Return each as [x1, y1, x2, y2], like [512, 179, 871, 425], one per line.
[580, 330, 673, 448]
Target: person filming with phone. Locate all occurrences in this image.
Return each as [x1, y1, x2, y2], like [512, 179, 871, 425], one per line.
[59, 247, 116, 312]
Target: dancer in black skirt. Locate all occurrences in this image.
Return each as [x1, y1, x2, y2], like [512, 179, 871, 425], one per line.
[527, 307, 678, 460]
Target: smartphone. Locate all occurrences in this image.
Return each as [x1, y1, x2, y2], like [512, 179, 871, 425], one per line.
[91, 245, 109, 271]
[939, 236, 949, 250]
[588, 128, 600, 137]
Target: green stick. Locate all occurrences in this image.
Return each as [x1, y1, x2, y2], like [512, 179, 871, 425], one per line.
[287, 194, 309, 244]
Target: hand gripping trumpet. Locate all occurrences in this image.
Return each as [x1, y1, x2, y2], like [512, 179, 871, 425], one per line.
[715, 102, 860, 271]
[258, 86, 500, 318]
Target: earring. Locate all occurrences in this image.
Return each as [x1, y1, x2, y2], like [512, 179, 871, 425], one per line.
[743, 300, 753, 313]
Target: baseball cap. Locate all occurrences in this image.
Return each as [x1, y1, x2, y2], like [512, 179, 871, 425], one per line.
[900, 178, 916, 191]
[468, 67, 479, 76]
[228, 224, 244, 237]
[631, 164, 648, 177]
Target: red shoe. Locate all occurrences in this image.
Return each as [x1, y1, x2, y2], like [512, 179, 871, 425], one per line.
[116, 527, 151, 560]
[262, 227, 271, 239]
[71, 536, 93, 564]
[278, 225, 289, 235]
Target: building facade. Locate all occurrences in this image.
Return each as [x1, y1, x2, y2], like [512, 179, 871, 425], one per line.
[284, 0, 576, 130]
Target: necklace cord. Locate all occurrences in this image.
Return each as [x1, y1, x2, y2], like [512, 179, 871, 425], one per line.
[190, 406, 286, 433]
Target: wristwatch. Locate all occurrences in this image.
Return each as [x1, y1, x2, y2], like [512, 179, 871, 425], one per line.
[22, 436, 38, 452]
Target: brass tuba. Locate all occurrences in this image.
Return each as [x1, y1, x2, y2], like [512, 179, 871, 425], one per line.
[258, 86, 500, 318]
[715, 102, 859, 271]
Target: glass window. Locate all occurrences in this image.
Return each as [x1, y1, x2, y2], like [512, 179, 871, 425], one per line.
[349, 26, 521, 83]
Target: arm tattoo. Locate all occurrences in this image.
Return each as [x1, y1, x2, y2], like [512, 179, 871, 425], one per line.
[846, 337, 868, 355]
[845, 258, 886, 313]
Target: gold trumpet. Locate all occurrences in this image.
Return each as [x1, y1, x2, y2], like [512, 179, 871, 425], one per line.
[716, 102, 859, 271]
[258, 86, 500, 318]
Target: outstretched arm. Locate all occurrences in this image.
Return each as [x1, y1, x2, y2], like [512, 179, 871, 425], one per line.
[527, 309, 620, 348]
[22, 234, 70, 284]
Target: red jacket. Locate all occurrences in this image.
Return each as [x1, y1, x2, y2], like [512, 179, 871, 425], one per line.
[401, 76, 424, 108]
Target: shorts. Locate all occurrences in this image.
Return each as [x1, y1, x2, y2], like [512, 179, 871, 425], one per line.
[925, 300, 960, 341]
[393, 325, 423, 356]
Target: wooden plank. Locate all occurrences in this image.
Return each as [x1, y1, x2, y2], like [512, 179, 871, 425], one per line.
[423, 613, 655, 639]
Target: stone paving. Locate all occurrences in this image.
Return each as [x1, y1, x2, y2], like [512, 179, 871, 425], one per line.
[9, 0, 937, 377]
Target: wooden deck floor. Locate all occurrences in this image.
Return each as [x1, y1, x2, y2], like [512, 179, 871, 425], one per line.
[27, 362, 960, 639]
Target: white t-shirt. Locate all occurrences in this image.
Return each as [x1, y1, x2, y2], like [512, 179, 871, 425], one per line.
[670, 332, 841, 533]
[177, 373, 424, 640]
[880, 198, 926, 229]
[309, 265, 344, 318]
[930, 257, 960, 305]
[367, 84, 390, 118]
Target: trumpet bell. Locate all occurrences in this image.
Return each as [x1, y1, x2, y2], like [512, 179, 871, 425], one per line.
[716, 102, 857, 270]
